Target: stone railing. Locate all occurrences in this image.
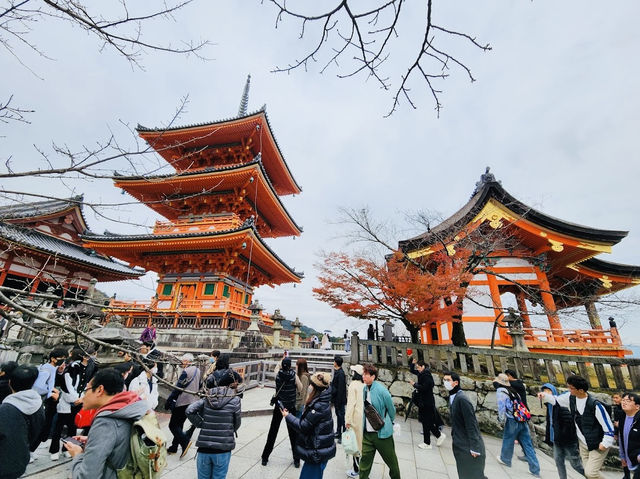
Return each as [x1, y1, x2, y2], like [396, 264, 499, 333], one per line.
[351, 335, 640, 392]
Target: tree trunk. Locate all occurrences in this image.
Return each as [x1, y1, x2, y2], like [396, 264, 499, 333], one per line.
[451, 321, 467, 347]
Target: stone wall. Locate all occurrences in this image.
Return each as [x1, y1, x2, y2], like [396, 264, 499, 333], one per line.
[377, 366, 620, 466]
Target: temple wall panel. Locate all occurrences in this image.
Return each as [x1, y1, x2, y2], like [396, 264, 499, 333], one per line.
[9, 263, 41, 276]
[439, 323, 450, 341]
[461, 321, 494, 340]
[494, 272, 538, 281]
[462, 284, 494, 316]
[493, 257, 534, 268]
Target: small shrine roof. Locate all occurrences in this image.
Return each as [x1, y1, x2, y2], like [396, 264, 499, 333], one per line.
[400, 169, 628, 251]
[0, 221, 144, 277]
[136, 109, 301, 196]
[0, 195, 87, 227]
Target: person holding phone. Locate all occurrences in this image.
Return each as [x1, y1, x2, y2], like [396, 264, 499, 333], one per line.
[281, 372, 336, 479]
[261, 357, 299, 467]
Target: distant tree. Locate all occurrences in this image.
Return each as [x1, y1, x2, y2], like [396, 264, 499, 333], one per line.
[313, 249, 472, 343]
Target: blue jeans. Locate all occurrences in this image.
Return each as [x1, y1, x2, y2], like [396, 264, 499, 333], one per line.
[300, 461, 327, 479]
[500, 418, 540, 475]
[197, 451, 231, 479]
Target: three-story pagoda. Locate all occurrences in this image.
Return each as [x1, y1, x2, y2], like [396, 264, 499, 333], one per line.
[83, 77, 303, 329]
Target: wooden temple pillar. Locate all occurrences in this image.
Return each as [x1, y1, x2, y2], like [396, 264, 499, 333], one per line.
[487, 274, 509, 344]
[585, 301, 603, 329]
[515, 291, 532, 329]
[535, 269, 562, 331]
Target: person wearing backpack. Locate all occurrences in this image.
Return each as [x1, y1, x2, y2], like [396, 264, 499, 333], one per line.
[494, 373, 541, 477]
[64, 367, 149, 479]
[539, 374, 615, 479]
[167, 353, 201, 458]
[185, 365, 241, 479]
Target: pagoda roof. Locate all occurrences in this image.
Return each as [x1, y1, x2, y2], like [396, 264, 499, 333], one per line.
[400, 171, 628, 251]
[81, 220, 303, 286]
[0, 221, 144, 279]
[0, 195, 88, 233]
[136, 109, 302, 196]
[113, 158, 302, 237]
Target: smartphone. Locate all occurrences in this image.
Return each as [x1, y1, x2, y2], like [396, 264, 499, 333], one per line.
[62, 437, 84, 448]
[277, 399, 285, 410]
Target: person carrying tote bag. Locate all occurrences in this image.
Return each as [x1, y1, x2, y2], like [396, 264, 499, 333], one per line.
[344, 364, 365, 478]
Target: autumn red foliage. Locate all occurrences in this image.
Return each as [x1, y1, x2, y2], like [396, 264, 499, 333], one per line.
[313, 249, 473, 341]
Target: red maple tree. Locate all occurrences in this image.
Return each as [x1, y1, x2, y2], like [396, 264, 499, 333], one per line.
[313, 249, 473, 342]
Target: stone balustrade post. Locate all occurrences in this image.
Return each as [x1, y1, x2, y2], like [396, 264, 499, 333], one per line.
[271, 309, 284, 349]
[351, 331, 359, 364]
[291, 317, 302, 349]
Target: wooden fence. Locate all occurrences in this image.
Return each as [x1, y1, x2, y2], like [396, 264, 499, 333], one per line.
[351, 336, 640, 391]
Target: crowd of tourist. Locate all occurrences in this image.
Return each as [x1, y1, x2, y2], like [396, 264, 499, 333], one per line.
[1, 343, 639, 479]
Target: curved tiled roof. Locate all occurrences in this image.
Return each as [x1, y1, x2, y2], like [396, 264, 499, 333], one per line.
[81, 219, 303, 279]
[0, 221, 144, 277]
[135, 109, 302, 194]
[0, 195, 86, 224]
[400, 176, 628, 251]
[113, 157, 303, 234]
[580, 258, 640, 278]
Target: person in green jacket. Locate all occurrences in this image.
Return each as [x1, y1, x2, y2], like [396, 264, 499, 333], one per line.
[358, 363, 400, 479]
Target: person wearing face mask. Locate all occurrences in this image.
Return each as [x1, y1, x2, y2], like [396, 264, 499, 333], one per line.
[204, 350, 221, 383]
[127, 359, 159, 411]
[443, 371, 487, 479]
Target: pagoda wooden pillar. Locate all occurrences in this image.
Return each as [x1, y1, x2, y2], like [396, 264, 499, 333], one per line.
[516, 291, 532, 328]
[585, 301, 603, 329]
[535, 269, 562, 330]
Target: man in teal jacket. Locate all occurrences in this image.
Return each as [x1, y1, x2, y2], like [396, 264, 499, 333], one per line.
[358, 363, 400, 479]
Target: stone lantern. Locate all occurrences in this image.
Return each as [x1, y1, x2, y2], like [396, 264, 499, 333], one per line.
[271, 309, 284, 349]
[291, 317, 302, 349]
[505, 307, 529, 352]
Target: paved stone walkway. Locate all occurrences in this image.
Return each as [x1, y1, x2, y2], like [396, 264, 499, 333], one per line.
[25, 387, 619, 479]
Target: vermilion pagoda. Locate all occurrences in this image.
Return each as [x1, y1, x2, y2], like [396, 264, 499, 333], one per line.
[399, 169, 640, 357]
[83, 78, 303, 329]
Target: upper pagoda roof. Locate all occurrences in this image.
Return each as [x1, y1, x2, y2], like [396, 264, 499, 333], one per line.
[0, 221, 144, 279]
[400, 168, 628, 251]
[113, 157, 302, 237]
[81, 219, 303, 286]
[136, 109, 302, 196]
[0, 195, 88, 233]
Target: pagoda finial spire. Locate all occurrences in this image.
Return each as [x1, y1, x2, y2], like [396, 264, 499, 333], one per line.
[238, 74, 251, 117]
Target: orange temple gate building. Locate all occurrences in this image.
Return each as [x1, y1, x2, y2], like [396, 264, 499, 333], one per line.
[399, 169, 640, 357]
[83, 78, 303, 330]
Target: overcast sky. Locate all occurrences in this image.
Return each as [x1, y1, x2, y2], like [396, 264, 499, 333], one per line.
[2, 1, 639, 344]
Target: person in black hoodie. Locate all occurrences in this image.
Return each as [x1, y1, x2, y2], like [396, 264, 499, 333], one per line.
[541, 383, 584, 479]
[618, 392, 640, 479]
[409, 358, 444, 449]
[261, 357, 299, 467]
[0, 365, 44, 479]
[282, 372, 336, 479]
[331, 355, 347, 442]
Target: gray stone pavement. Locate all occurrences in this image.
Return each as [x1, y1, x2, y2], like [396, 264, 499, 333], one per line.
[25, 387, 619, 479]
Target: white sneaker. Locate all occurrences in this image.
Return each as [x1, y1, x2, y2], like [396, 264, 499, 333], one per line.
[50, 453, 60, 461]
[346, 471, 359, 478]
[496, 455, 509, 466]
[417, 443, 432, 450]
[436, 432, 446, 447]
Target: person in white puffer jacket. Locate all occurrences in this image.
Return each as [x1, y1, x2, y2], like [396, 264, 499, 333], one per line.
[127, 359, 159, 411]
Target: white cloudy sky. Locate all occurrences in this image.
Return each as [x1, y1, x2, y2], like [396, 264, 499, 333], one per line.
[2, 2, 639, 343]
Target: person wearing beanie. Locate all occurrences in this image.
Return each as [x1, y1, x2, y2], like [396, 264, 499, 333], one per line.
[345, 364, 365, 478]
[540, 382, 584, 479]
[281, 372, 336, 478]
[167, 352, 201, 458]
[444, 371, 486, 479]
[261, 355, 299, 467]
[495, 372, 540, 477]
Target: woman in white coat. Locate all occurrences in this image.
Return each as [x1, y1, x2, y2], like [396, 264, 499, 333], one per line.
[344, 364, 365, 478]
[128, 359, 159, 411]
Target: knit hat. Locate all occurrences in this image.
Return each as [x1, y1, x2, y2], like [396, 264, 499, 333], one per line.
[350, 364, 364, 376]
[494, 373, 510, 388]
[281, 357, 292, 370]
[310, 372, 331, 389]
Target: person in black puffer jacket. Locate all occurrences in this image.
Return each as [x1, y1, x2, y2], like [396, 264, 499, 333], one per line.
[282, 372, 336, 479]
[186, 371, 241, 479]
[205, 355, 243, 390]
[261, 357, 299, 467]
